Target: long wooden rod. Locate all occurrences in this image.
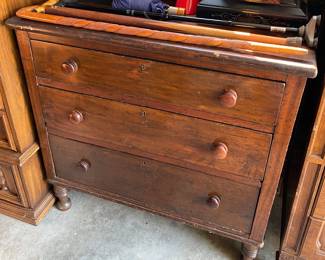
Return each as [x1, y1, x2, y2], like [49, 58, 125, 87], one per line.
[45, 6, 302, 47]
[16, 6, 308, 56]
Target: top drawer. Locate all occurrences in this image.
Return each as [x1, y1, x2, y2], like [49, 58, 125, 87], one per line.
[31, 40, 284, 133]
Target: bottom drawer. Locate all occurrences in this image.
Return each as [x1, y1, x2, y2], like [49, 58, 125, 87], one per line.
[50, 135, 260, 235]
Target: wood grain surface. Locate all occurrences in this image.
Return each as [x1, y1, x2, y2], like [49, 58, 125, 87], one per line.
[0, 0, 42, 152]
[279, 78, 325, 259]
[7, 17, 318, 80]
[32, 40, 285, 133]
[9, 10, 317, 256]
[40, 86, 272, 182]
[0, 0, 55, 224]
[50, 134, 260, 235]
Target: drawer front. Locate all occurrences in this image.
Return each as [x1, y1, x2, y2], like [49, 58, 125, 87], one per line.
[0, 164, 26, 206]
[50, 134, 260, 234]
[32, 40, 284, 132]
[40, 86, 271, 181]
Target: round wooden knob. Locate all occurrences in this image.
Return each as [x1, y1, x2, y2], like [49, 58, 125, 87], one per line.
[207, 195, 221, 208]
[61, 59, 78, 74]
[219, 89, 238, 108]
[79, 159, 91, 172]
[69, 110, 84, 124]
[212, 142, 228, 160]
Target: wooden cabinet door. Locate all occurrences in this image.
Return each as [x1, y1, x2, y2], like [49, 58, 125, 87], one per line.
[0, 111, 16, 150]
[299, 169, 325, 259]
[0, 164, 28, 206]
[300, 218, 325, 259]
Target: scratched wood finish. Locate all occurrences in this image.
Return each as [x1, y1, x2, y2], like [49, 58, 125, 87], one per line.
[32, 40, 284, 133]
[9, 18, 317, 81]
[40, 86, 272, 182]
[8, 11, 317, 258]
[50, 134, 260, 235]
[0, 0, 55, 224]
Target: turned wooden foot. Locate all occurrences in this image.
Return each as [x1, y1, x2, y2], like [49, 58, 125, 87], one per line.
[54, 185, 71, 211]
[241, 243, 258, 260]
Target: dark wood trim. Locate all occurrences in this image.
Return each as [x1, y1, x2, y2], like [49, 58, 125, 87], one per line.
[48, 177, 264, 246]
[250, 76, 307, 242]
[15, 30, 56, 180]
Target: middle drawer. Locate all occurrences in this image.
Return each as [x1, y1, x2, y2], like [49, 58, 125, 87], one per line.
[40, 86, 271, 181]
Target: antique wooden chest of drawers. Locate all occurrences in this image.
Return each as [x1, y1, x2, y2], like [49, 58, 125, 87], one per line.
[8, 12, 317, 258]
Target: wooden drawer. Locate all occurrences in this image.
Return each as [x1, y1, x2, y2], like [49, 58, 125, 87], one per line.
[32, 40, 284, 133]
[50, 134, 260, 235]
[40, 86, 272, 181]
[0, 163, 26, 206]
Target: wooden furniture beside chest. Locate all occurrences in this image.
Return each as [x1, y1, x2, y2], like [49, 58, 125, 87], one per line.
[0, 0, 55, 224]
[8, 13, 317, 258]
[279, 76, 325, 259]
[279, 10, 325, 258]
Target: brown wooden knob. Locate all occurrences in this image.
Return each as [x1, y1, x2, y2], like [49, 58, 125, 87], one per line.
[207, 195, 221, 208]
[69, 110, 84, 124]
[61, 59, 78, 74]
[79, 159, 91, 172]
[219, 89, 238, 108]
[212, 142, 228, 160]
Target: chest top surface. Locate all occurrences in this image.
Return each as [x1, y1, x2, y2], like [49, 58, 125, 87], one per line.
[6, 14, 317, 81]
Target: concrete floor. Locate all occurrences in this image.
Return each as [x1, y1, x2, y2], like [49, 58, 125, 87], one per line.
[0, 191, 280, 260]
